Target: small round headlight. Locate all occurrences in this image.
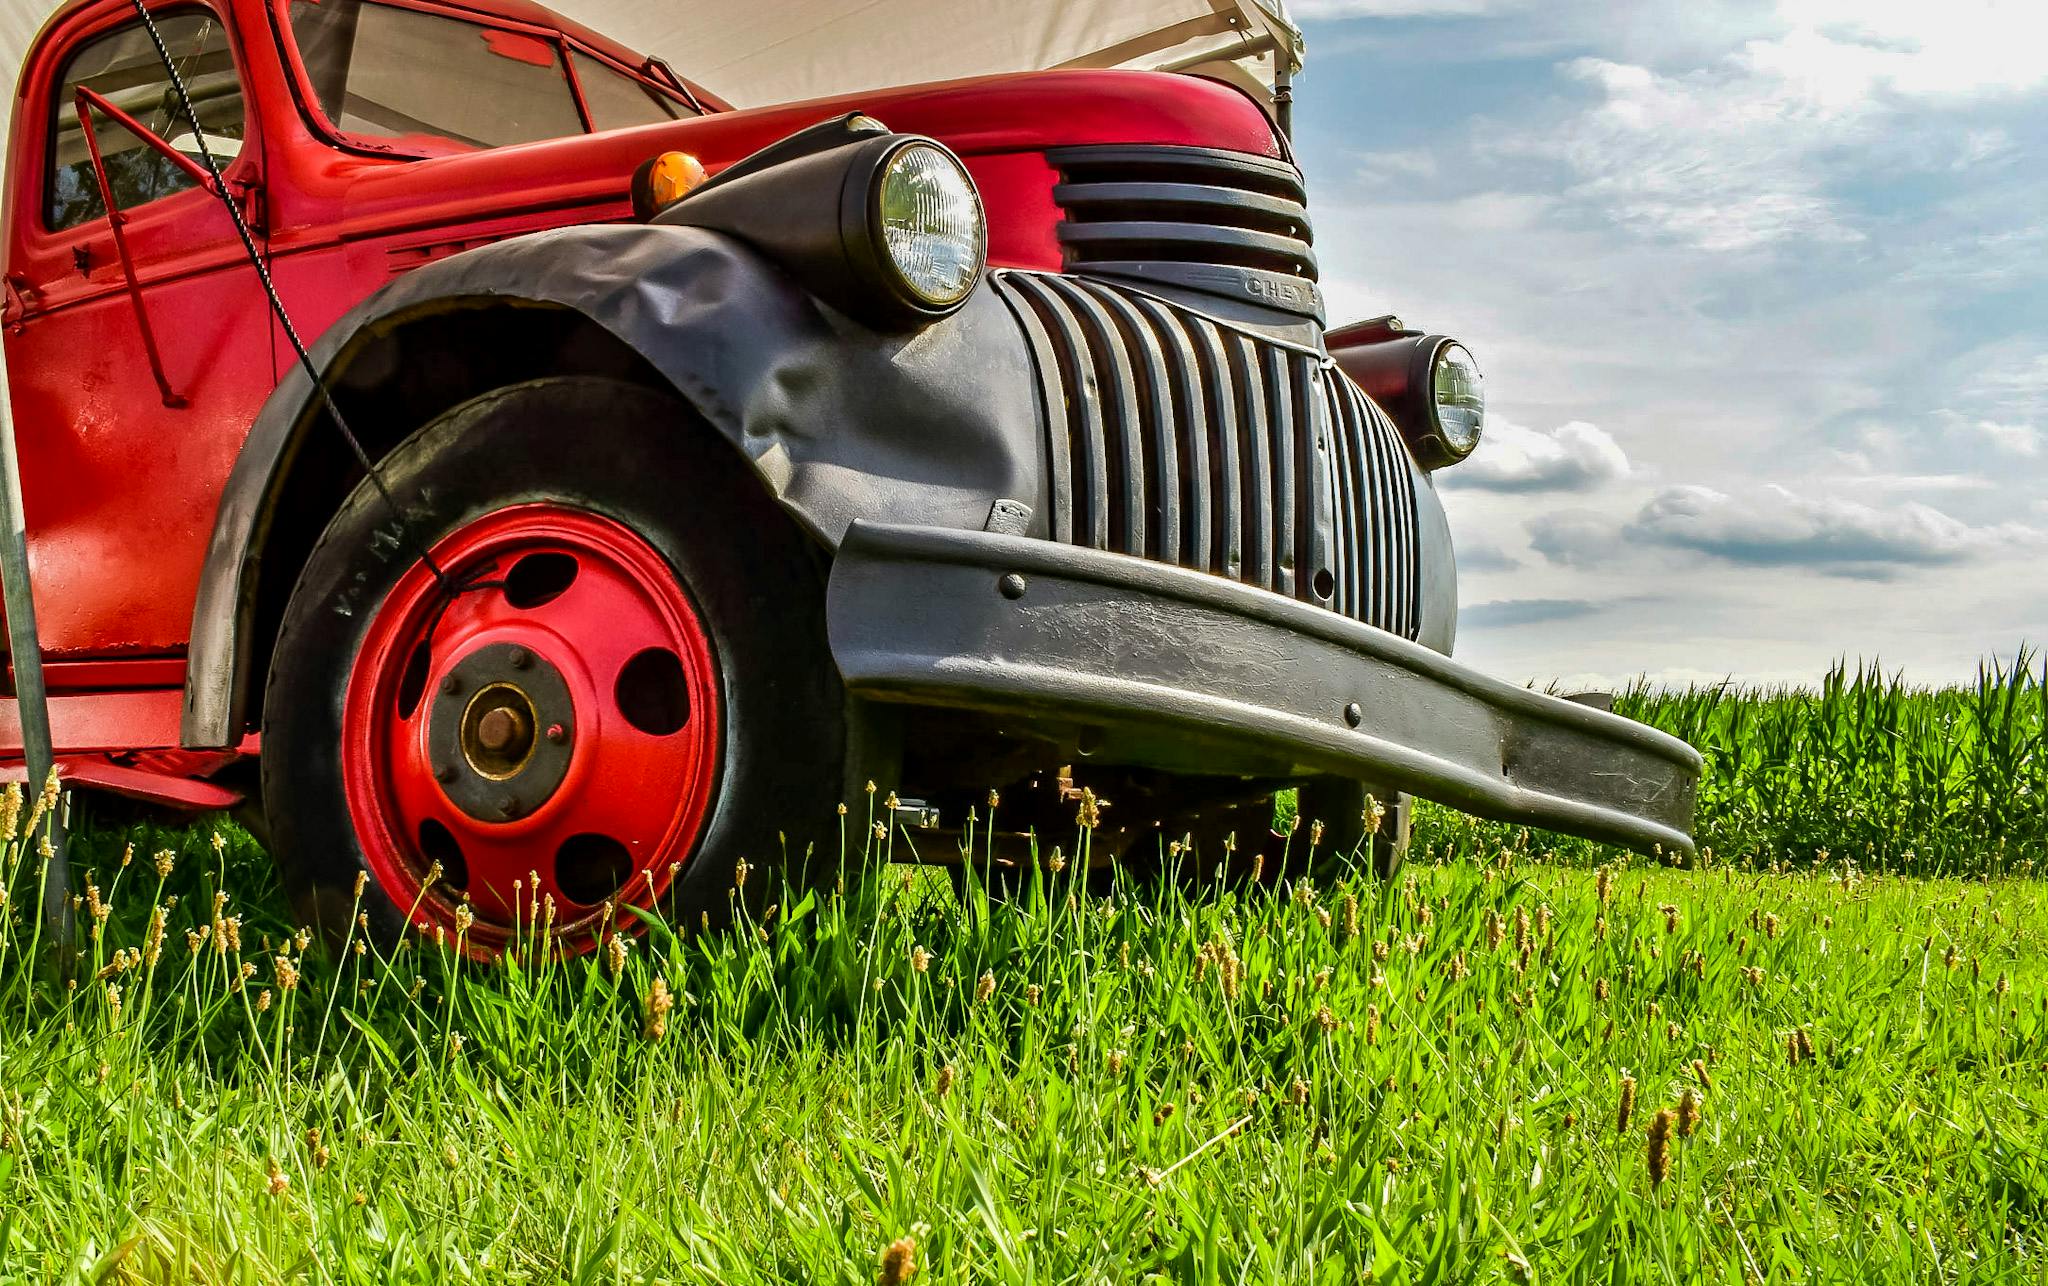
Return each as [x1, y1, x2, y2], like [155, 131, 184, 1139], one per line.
[1431, 342, 1485, 458]
[874, 142, 985, 310]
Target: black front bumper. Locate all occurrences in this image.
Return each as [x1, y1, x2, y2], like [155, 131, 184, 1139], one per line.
[827, 522, 1701, 856]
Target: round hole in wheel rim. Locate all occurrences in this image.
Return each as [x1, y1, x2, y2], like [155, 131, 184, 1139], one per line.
[417, 817, 469, 892]
[555, 833, 635, 906]
[340, 504, 719, 953]
[396, 638, 432, 719]
[503, 551, 578, 609]
[615, 647, 690, 736]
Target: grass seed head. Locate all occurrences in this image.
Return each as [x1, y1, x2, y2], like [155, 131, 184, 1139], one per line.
[1617, 1075, 1637, 1136]
[1646, 1109, 1674, 1187]
[975, 970, 995, 1005]
[878, 1235, 918, 1285]
[1676, 1087, 1699, 1137]
[645, 976, 674, 1041]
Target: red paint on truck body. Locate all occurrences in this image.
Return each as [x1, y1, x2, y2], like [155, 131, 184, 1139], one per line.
[0, 0, 1279, 797]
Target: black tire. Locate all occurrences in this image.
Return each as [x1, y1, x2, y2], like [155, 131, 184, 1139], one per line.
[263, 377, 844, 949]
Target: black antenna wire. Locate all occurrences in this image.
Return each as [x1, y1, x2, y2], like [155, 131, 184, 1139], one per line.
[127, 0, 457, 593]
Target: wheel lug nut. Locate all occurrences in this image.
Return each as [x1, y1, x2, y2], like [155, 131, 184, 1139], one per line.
[433, 763, 455, 782]
[545, 722, 567, 744]
[508, 646, 531, 669]
[496, 794, 519, 819]
[439, 674, 461, 697]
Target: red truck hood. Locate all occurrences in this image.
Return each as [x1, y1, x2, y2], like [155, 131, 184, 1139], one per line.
[321, 69, 1283, 271]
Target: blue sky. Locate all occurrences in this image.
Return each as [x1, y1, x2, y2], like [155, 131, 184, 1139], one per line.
[1288, 0, 2048, 687]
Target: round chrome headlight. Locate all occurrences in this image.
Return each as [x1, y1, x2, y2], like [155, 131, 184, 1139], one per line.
[1431, 342, 1485, 458]
[874, 141, 985, 310]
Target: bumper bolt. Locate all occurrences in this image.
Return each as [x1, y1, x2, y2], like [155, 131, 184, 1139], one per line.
[508, 646, 531, 670]
[439, 674, 461, 697]
[545, 722, 568, 745]
[1343, 701, 1364, 728]
[998, 573, 1027, 600]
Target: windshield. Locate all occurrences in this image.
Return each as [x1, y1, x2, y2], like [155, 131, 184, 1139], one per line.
[288, 0, 692, 153]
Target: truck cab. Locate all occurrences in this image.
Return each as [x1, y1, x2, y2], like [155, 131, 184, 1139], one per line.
[3, 0, 1699, 951]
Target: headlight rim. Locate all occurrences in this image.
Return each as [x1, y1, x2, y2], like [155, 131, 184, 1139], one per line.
[842, 135, 987, 324]
[1398, 334, 1485, 469]
[1427, 339, 1485, 460]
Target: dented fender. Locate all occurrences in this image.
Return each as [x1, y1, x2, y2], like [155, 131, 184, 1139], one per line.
[181, 224, 1047, 748]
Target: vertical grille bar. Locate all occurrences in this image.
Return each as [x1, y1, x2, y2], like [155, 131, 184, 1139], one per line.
[1324, 373, 1362, 620]
[1297, 355, 1335, 610]
[1078, 282, 1181, 566]
[1193, 319, 1246, 581]
[1228, 335, 1274, 591]
[1055, 282, 1149, 558]
[1133, 297, 1212, 573]
[1260, 344, 1297, 598]
[1007, 275, 1110, 551]
[1007, 289, 1074, 545]
[997, 271, 1422, 640]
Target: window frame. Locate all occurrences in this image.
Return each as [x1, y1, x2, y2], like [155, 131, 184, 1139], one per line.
[269, 0, 709, 162]
[39, 1, 257, 235]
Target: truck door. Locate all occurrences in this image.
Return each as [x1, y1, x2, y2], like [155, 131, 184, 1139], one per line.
[1, 2, 274, 669]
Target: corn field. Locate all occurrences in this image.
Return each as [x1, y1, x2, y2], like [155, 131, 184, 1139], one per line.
[1620, 650, 2047, 874]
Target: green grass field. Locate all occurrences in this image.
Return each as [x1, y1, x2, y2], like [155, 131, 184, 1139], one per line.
[2, 657, 2045, 1283]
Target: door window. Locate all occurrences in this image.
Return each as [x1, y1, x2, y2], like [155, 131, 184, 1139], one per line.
[290, 0, 584, 151]
[570, 51, 684, 133]
[46, 11, 246, 231]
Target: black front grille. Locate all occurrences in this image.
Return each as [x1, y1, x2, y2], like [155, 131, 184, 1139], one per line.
[1047, 145, 1318, 302]
[999, 271, 1421, 639]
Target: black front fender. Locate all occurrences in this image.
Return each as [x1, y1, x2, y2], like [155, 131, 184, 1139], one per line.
[182, 224, 1046, 748]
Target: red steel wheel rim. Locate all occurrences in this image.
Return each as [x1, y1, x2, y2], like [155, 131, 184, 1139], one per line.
[341, 503, 721, 952]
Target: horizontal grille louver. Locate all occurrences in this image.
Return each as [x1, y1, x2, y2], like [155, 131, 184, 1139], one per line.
[1001, 272, 1421, 639]
[1047, 145, 1317, 283]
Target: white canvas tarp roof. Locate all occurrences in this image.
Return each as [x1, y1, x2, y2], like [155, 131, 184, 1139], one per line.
[579, 0, 1299, 107]
[2, 0, 1300, 126]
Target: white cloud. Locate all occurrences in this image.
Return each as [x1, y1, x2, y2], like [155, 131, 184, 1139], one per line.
[1531, 54, 1867, 251]
[1447, 419, 1633, 492]
[1497, 1, 2048, 253]
[1524, 510, 1623, 567]
[1765, 1, 2048, 100]
[1626, 484, 2043, 574]
[1836, 472, 1998, 493]
[1966, 420, 2040, 457]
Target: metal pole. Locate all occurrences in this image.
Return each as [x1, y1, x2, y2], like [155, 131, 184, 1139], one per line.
[0, 333, 70, 967]
[1273, 53, 1294, 140]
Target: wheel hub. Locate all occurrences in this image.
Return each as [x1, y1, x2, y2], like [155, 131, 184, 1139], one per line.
[428, 642, 575, 823]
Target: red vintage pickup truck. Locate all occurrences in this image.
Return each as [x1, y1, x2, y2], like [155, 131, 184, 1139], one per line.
[2, 0, 1698, 950]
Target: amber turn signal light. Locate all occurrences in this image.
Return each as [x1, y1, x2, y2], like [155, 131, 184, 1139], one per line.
[630, 151, 707, 221]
